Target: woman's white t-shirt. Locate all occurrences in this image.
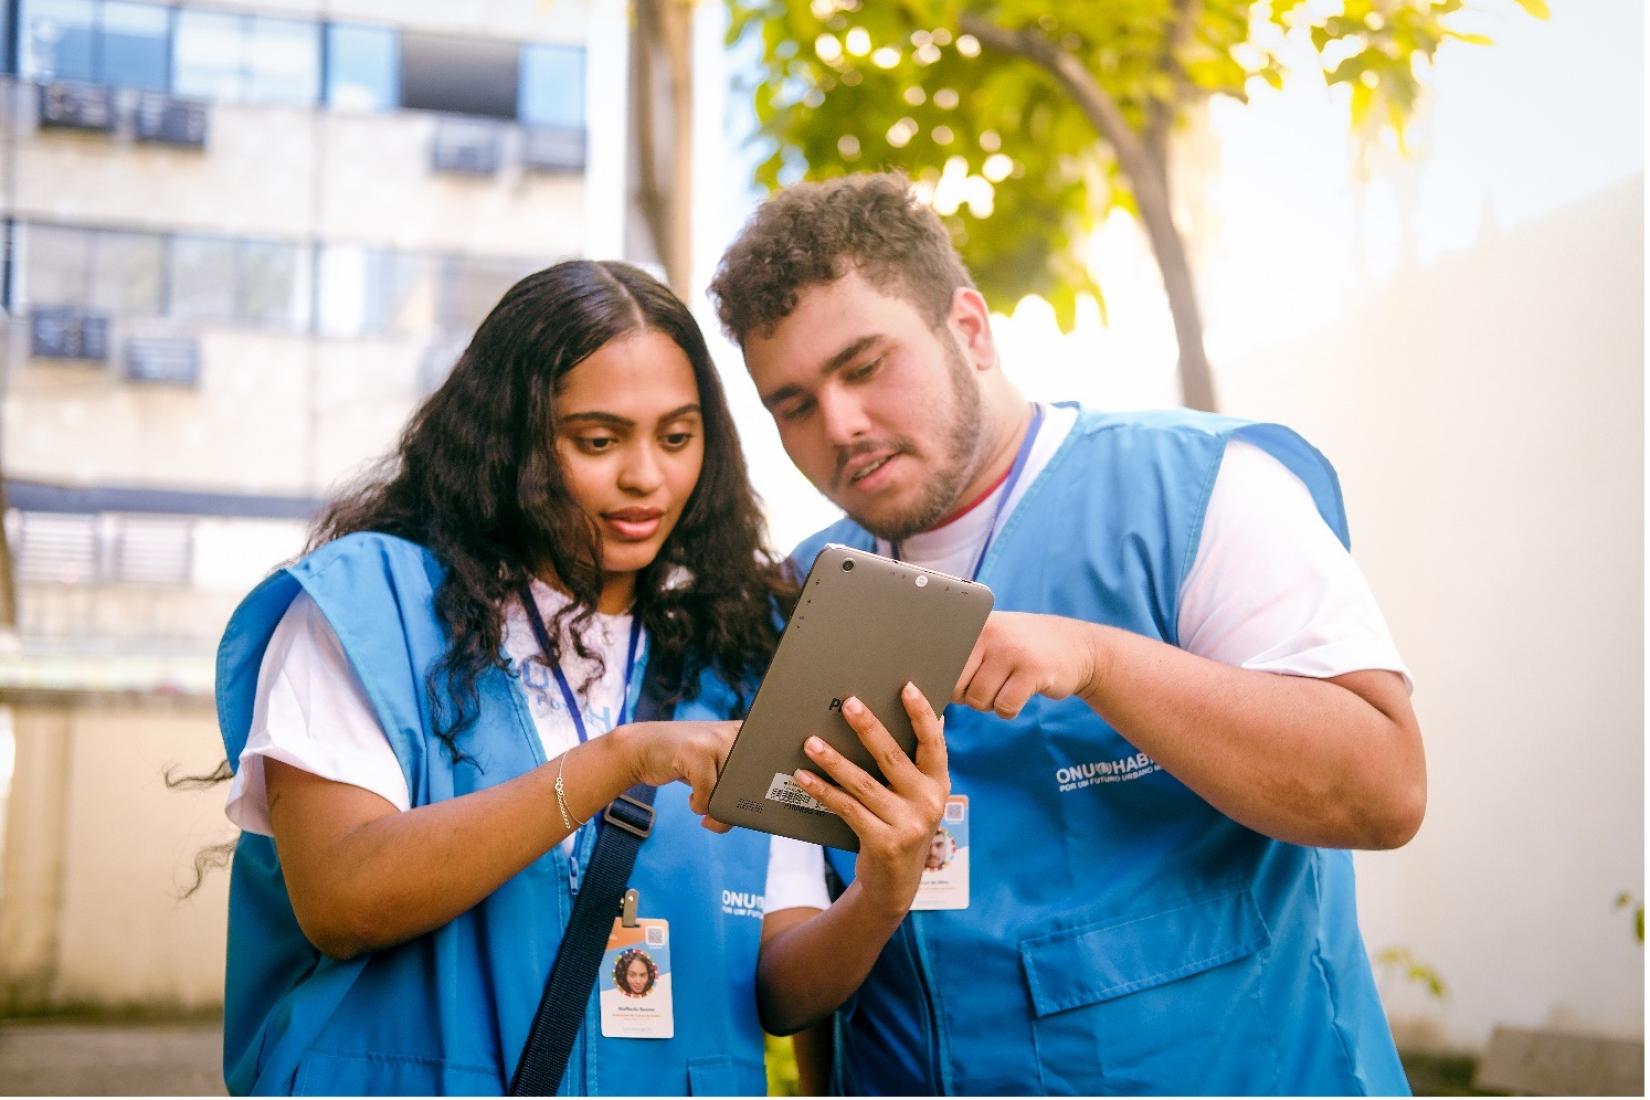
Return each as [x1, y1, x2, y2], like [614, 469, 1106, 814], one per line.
[225, 580, 642, 857]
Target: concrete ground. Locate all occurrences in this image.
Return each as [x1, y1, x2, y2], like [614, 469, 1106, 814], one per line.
[0, 1018, 224, 1096]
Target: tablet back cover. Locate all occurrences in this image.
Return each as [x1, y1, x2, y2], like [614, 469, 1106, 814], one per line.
[708, 544, 993, 850]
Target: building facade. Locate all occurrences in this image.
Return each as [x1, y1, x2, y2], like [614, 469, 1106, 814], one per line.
[0, 0, 634, 1014]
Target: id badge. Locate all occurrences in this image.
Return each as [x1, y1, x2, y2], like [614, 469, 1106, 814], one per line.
[600, 918, 674, 1038]
[911, 795, 969, 911]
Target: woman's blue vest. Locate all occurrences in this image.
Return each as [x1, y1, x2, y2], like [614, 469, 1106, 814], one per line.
[793, 408, 1410, 1096]
[214, 533, 772, 1095]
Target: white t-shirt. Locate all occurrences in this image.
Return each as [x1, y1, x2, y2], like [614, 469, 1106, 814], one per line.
[225, 579, 642, 857]
[762, 403, 1412, 914]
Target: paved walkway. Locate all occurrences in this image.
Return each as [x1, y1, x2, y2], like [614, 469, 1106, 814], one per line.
[0, 1019, 224, 1096]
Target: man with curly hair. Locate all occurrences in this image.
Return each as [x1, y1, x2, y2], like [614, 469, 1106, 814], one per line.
[712, 173, 1426, 1095]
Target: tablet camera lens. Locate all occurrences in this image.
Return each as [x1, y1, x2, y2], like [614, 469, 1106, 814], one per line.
[915, 575, 928, 587]
[841, 559, 854, 572]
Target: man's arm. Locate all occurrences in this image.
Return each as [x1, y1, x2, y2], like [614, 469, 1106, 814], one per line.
[954, 612, 1426, 849]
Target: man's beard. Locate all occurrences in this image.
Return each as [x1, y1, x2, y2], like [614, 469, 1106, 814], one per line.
[848, 338, 984, 543]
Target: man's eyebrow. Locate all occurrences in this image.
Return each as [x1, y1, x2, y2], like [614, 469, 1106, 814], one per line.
[758, 334, 884, 409]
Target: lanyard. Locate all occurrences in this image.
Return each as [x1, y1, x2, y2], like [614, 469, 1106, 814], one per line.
[891, 402, 1044, 582]
[517, 586, 645, 745]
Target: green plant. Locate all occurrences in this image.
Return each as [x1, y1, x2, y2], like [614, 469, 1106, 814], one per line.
[1614, 892, 1643, 944]
[1374, 945, 1448, 1000]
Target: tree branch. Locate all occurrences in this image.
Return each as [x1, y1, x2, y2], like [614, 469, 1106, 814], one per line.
[957, 12, 1168, 218]
[1145, 0, 1200, 182]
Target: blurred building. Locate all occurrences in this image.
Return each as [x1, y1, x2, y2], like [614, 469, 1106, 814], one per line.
[0, 0, 637, 1014]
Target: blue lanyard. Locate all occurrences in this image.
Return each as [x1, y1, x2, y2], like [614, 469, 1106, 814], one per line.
[517, 586, 645, 744]
[892, 402, 1044, 582]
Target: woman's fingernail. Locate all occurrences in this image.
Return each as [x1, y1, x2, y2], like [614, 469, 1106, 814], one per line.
[805, 736, 825, 755]
[903, 681, 920, 698]
[843, 697, 863, 716]
[794, 770, 815, 787]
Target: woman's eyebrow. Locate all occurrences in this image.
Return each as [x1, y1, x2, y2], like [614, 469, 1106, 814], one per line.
[655, 403, 702, 424]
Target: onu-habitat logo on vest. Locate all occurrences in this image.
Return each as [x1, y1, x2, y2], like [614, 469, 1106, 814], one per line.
[721, 889, 763, 919]
[1056, 752, 1162, 793]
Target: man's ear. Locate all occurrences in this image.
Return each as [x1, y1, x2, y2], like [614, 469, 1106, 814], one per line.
[947, 287, 996, 372]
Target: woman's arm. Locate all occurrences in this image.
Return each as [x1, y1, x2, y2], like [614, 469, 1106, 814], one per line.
[266, 719, 737, 960]
[755, 685, 948, 1034]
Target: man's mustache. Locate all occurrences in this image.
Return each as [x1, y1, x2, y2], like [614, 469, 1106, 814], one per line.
[834, 438, 915, 487]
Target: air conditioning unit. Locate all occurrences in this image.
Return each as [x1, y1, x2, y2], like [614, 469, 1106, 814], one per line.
[37, 81, 116, 133]
[30, 307, 112, 361]
[134, 93, 209, 149]
[124, 336, 201, 385]
[431, 119, 504, 175]
[522, 126, 586, 172]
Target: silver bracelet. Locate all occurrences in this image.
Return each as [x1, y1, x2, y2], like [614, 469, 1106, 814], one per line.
[554, 752, 585, 832]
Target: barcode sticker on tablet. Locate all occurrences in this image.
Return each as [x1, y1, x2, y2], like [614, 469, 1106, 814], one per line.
[765, 772, 838, 816]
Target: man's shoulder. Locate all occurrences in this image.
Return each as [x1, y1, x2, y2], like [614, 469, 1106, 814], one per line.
[787, 518, 875, 578]
[1070, 405, 1256, 445]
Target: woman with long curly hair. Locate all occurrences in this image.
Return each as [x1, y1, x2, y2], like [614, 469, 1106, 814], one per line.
[214, 260, 793, 1095]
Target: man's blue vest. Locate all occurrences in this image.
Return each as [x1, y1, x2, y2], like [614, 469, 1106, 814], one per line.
[793, 408, 1410, 1096]
[215, 533, 771, 1095]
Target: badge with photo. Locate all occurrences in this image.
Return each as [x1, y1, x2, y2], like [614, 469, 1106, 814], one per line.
[600, 918, 674, 1038]
[912, 794, 969, 910]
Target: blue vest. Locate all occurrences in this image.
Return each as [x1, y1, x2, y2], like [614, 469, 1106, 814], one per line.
[794, 408, 1409, 1096]
[215, 533, 771, 1096]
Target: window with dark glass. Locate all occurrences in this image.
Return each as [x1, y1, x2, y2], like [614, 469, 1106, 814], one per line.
[519, 42, 584, 130]
[325, 22, 398, 112]
[439, 256, 534, 332]
[399, 31, 518, 119]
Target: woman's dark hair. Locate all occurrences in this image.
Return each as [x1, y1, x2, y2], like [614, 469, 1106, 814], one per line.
[311, 259, 794, 759]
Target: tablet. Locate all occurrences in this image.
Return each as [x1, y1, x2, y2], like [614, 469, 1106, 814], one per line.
[708, 544, 994, 851]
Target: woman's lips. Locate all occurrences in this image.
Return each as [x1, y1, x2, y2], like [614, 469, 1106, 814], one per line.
[603, 508, 665, 541]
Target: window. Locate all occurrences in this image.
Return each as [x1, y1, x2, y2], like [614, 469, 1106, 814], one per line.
[170, 8, 239, 100]
[438, 256, 533, 332]
[519, 43, 584, 129]
[400, 31, 518, 119]
[90, 230, 164, 314]
[318, 247, 436, 337]
[22, 0, 169, 89]
[169, 235, 235, 320]
[238, 240, 310, 328]
[325, 22, 397, 112]
[22, 0, 96, 83]
[172, 8, 318, 106]
[23, 223, 93, 306]
[99, 1, 167, 91]
[244, 16, 318, 105]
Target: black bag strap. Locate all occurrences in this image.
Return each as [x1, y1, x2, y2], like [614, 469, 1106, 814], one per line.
[509, 594, 679, 1096]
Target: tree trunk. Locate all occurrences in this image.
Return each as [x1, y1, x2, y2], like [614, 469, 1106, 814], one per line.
[632, 1, 695, 297]
[958, 14, 1218, 411]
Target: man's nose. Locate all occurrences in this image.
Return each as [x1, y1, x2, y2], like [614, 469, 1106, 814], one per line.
[816, 387, 871, 447]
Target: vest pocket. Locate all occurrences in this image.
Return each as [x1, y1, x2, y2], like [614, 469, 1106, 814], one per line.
[1018, 885, 1276, 1094]
[686, 1055, 768, 1095]
[291, 1047, 503, 1095]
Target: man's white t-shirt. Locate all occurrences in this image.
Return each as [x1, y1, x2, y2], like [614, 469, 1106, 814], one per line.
[225, 579, 642, 858]
[763, 403, 1412, 913]
[227, 403, 1410, 915]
